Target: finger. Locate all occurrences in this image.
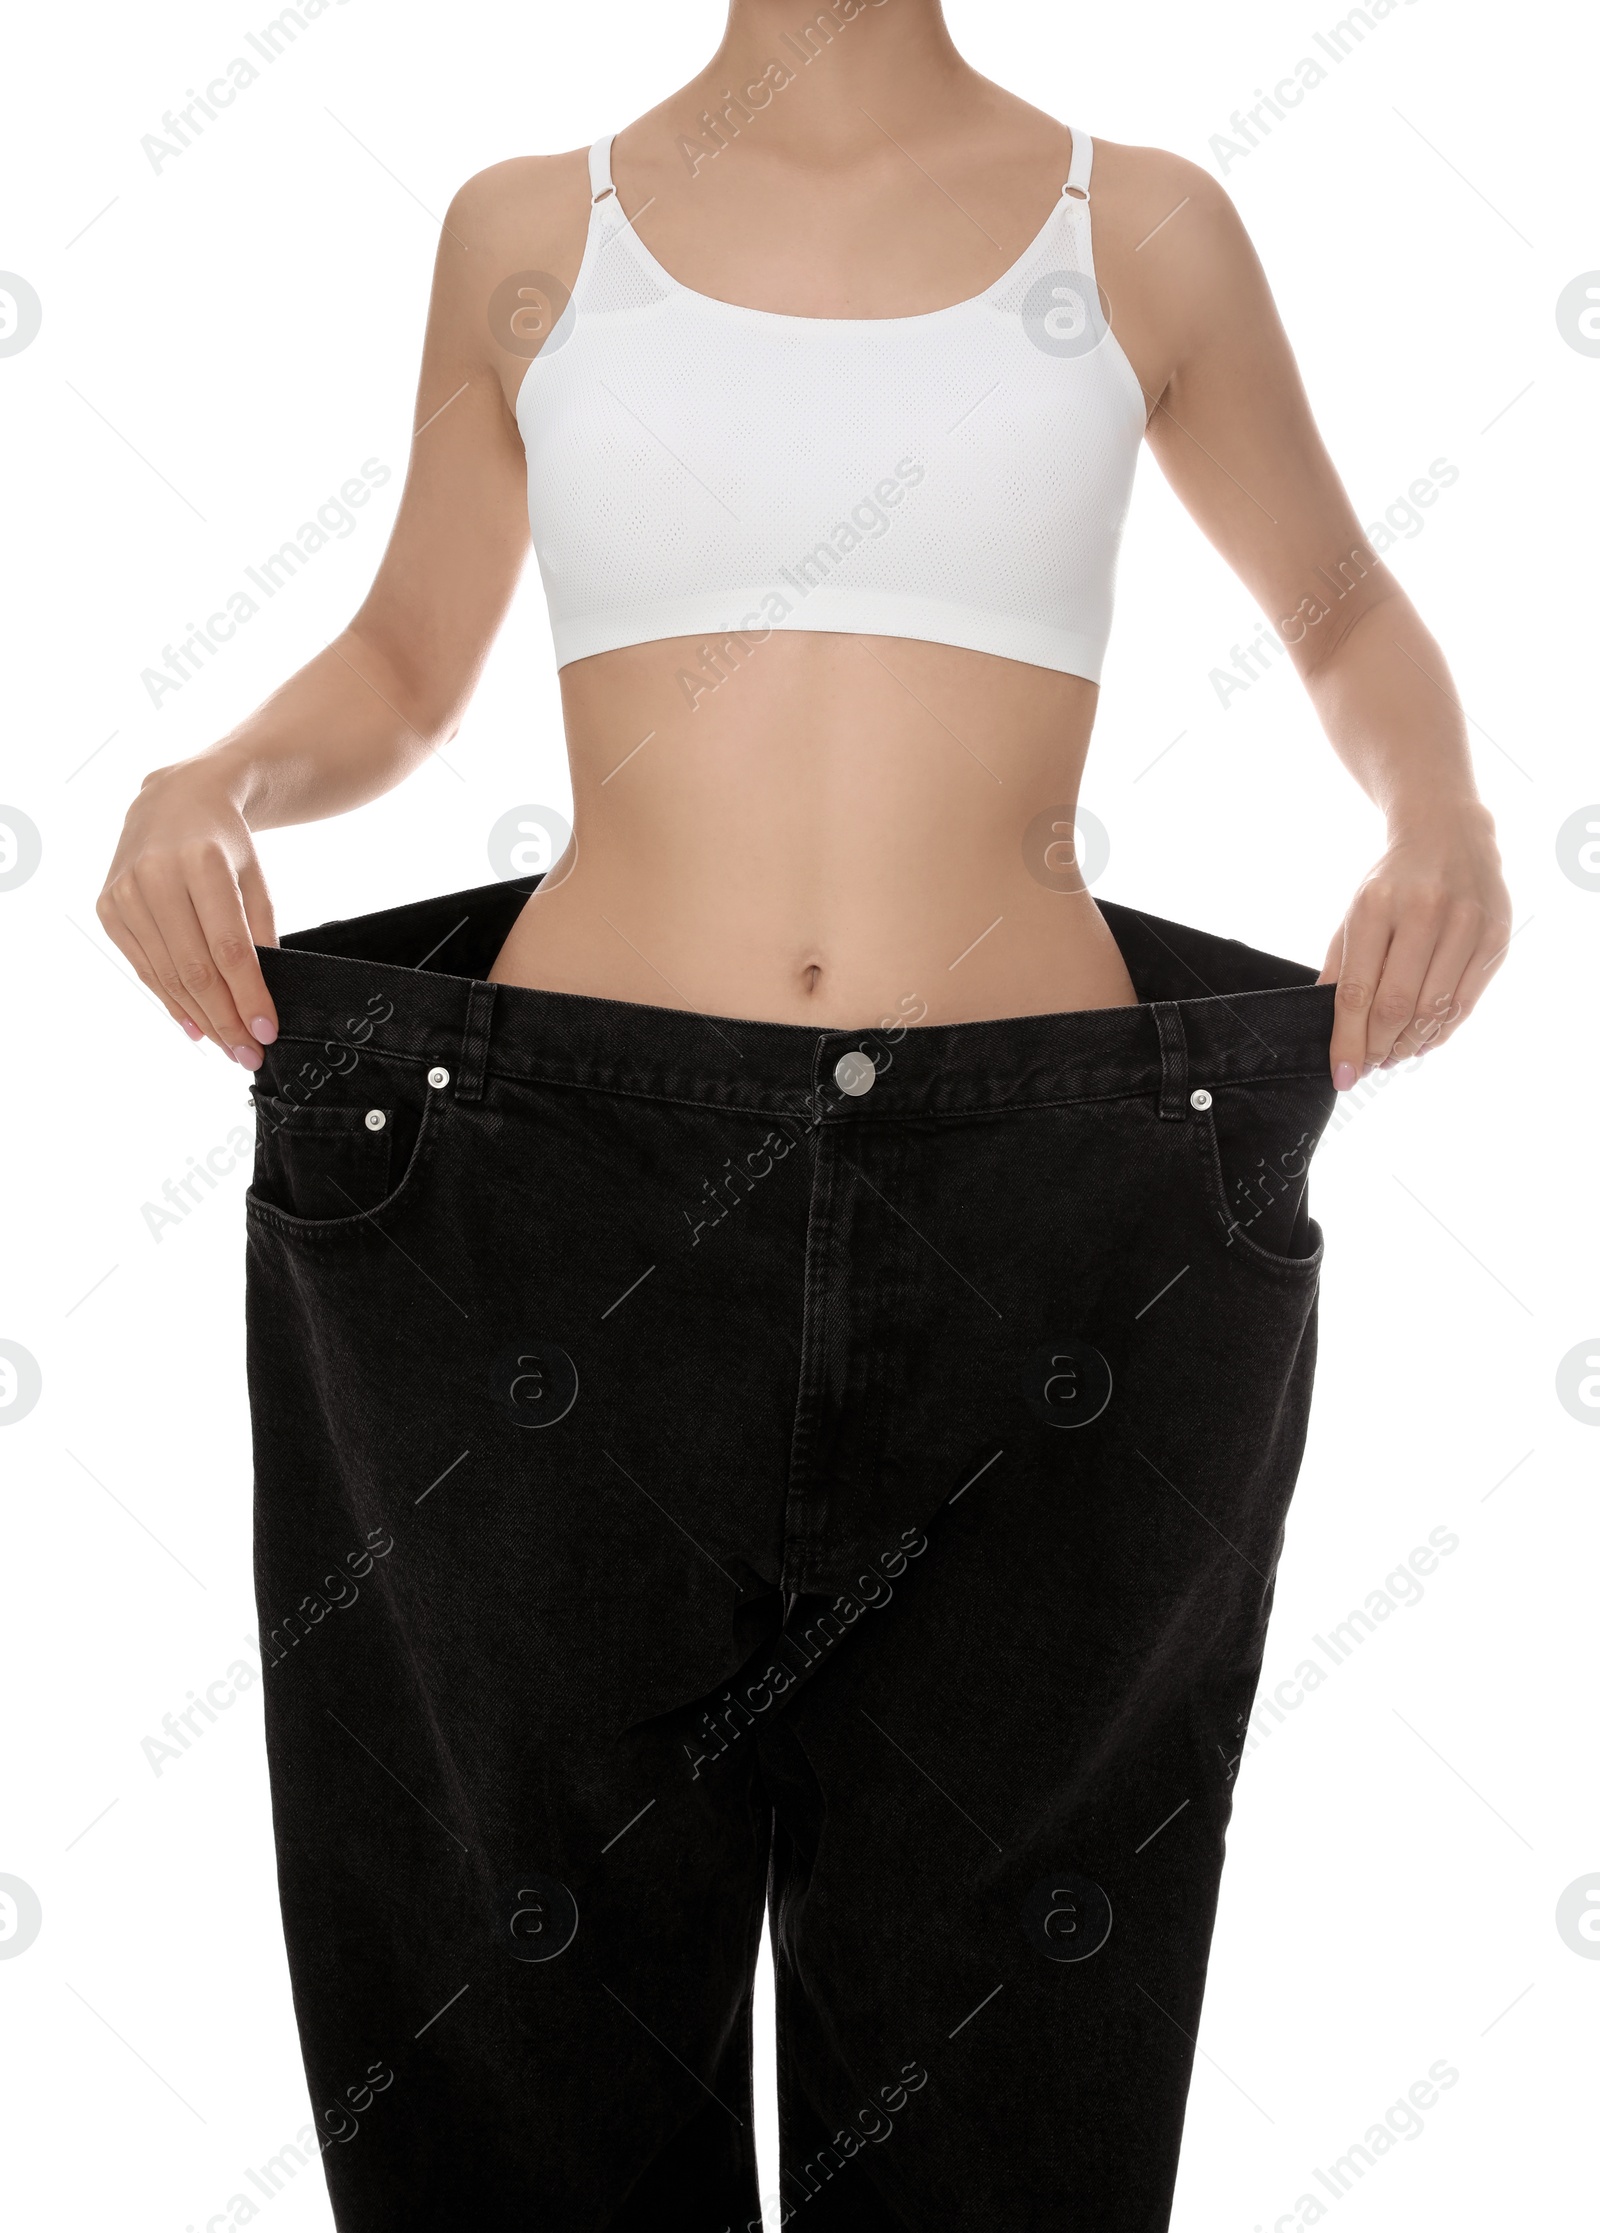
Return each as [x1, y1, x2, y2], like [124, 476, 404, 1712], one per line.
[1390, 906, 1483, 1062]
[1361, 919, 1442, 1070]
[103, 877, 229, 1050]
[1327, 908, 1394, 1090]
[190, 855, 279, 1049]
[237, 852, 279, 1042]
[1413, 922, 1512, 1057]
[140, 868, 263, 1066]
[96, 889, 207, 1038]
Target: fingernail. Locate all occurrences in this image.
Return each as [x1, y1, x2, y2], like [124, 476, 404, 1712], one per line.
[1333, 1061, 1357, 1091]
[233, 1044, 262, 1071]
[252, 1016, 278, 1045]
[179, 1018, 204, 1041]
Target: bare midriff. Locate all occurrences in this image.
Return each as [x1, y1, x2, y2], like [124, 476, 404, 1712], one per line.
[486, 627, 1137, 1028]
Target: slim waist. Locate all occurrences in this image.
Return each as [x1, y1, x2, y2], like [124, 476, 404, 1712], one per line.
[257, 876, 1335, 1122]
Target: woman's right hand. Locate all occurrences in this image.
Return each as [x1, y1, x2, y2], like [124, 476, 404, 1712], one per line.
[97, 762, 279, 1070]
[91, 156, 560, 1067]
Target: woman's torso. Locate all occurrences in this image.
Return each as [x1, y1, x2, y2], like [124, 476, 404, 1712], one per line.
[484, 96, 1180, 1027]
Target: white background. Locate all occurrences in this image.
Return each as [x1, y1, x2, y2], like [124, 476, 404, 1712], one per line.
[2, 1, 1596, 2227]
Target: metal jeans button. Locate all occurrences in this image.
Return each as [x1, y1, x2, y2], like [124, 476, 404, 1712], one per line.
[834, 1051, 876, 1097]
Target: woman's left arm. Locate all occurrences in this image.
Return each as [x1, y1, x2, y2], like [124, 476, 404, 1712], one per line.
[1112, 149, 1512, 1088]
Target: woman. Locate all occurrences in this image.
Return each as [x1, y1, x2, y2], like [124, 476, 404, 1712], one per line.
[99, 3, 1508, 2227]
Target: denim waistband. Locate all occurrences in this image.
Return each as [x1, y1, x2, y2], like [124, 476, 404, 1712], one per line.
[256, 877, 1336, 1122]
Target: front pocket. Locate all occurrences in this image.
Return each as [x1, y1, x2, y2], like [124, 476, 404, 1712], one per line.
[1190, 1074, 1336, 1279]
[251, 1100, 395, 1221]
[247, 1062, 441, 1231]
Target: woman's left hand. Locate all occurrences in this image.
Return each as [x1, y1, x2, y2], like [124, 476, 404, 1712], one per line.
[1319, 803, 1512, 1090]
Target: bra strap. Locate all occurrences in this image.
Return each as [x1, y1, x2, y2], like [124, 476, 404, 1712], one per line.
[587, 132, 616, 203]
[1064, 127, 1094, 202]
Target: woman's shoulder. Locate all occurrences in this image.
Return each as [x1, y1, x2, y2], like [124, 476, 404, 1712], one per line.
[439, 147, 594, 263]
[951, 89, 1242, 237]
[1077, 133, 1256, 312]
[1084, 133, 1236, 222]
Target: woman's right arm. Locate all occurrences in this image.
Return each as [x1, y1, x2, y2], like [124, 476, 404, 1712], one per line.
[96, 153, 586, 1069]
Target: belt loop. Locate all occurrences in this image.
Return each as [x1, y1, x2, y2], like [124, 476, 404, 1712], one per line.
[455, 980, 497, 1103]
[1151, 1000, 1189, 1120]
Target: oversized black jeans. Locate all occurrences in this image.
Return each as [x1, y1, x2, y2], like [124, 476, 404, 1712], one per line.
[244, 877, 1337, 2231]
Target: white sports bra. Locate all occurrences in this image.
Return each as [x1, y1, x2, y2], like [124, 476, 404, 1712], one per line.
[517, 129, 1147, 681]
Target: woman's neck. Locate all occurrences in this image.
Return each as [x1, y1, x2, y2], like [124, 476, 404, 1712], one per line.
[685, 0, 975, 165]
